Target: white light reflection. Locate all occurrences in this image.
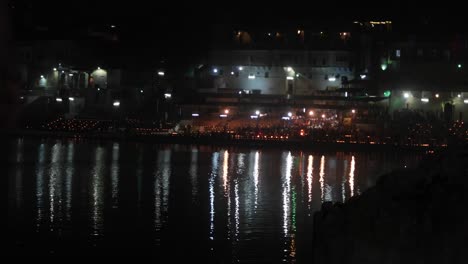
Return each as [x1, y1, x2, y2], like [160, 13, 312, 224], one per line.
[282, 152, 293, 235]
[154, 148, 172, 237]
[222, 150, 229, 193]
[91, 146, 105, 237]
[190, 148, 198, 201]
[36, 143, 46, 230]
[306, 155, 313, 209]
[253, 151, 260, 209]
[209, 152, 219, 241]
[49, 143, 63, 230]
[319, 155, 325, 203]
[65, 142, 74, 220]
[234, 178, 240, 241]
[349, 156, 355, 197]
[342, 159, 348, 203]
[111, 143, 119, 208]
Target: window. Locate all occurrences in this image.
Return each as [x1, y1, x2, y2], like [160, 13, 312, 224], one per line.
[396, 49, 401, 57]
[264, 72, 269, 78]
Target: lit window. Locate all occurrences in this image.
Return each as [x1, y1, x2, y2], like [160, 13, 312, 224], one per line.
[396, 49, 401, 58]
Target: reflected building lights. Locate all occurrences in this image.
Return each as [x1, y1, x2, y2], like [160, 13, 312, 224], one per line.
[49, 143, 64, 230]
[209, 152, 219, 240]
[223, 150, 229, 193]
[36, 143, 46, 229]
[307, 155, 313, 208]
[65, 142, 74, 220]
[349, 156, 355, 197]
[111, 143, 119, 208]
[154, 149, 172, 235]
[282, 152, 293, 235]
[91, 147, 105, 237]
[319, 156, 325, 203]
[162, 149, 171, 215]
[253, 151, 260, 209]
[234, 178, 240, 241]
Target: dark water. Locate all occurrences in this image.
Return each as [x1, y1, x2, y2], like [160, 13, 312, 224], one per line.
[7, 138, 422, 261]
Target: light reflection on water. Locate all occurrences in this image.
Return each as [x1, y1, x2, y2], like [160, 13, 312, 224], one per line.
[9, 139, 423, 261]
[91, 146, 105, 237]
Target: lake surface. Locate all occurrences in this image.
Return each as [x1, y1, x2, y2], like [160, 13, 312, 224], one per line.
[6, 138, 422, 262]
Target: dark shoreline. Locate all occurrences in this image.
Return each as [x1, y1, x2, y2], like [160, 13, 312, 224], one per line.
[3, 129, 441, 153]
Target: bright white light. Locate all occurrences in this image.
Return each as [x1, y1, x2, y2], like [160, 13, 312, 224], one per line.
[140, 90, 144, 93]
[268, 33, 271, 36]
[321, 114, 325, 118]
[113, 101, 120, 107]
[97, 67, 101, 70]
[351, 109, 356, 113]
[224, 109, 229, 114]
[328, 76, 336, 82]
[381, 64, 387, 71]
[286, 76, 294, 80]
[164, 93, 172, 99]
[287, 67, 292, 72]
[213, 68, 218, 73]
[464, 99, 468, 104]
[20, 96, 24, 100]
[111, 25, 116, 28]
[421, 98, 429, 102]
[403, 92, 409, 98]
[56, 98, 62, 102]
[40, 75, 44, 79]
[158, 71, 165, 76]
[458, 64, 462, 68]
[97, 88, 100, 91]
[248, 74, 255, 79]
[68, 97, 74, 101]
[303, 108, 306, 113]
[360, 74, 366, 79]
[287, 112, 292, 117]
[238, 91, 242, 94]
[53, 68, 57, 71]
[219, 114, 227, 118]
[435, 93, 439, 98]
[458, 94, 461, 98]
[61, 71, 64, 73]
[231, 71, 234, 75]
[255, 110, 260, 115]
[281, 117, 290, 120]
[238, 66, 243, 71]
[69, 73, 73, 76]
[297, 30, 301, 34]
[345, 92, 348, 97]
[296, 73, 300, 77]
[192, 113, 199, 117]
[250, 115, 258, 119]
[309, 110, 314, 116]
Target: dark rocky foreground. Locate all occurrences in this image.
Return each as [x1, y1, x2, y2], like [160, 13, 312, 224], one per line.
[312, 146, 468, 264]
